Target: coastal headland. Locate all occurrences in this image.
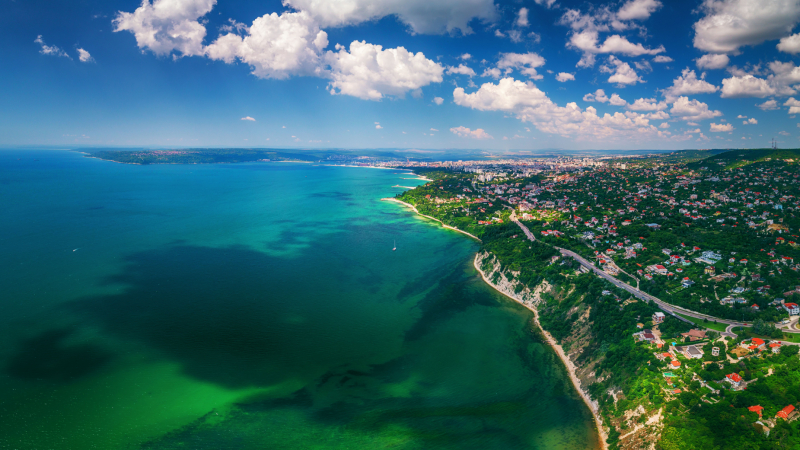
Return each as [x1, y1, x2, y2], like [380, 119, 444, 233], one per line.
[383, 194, 607, 449]
[381, 197, 482, 242]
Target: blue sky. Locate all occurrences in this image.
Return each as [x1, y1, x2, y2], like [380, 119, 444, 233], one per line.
[3, 0, 800, 151]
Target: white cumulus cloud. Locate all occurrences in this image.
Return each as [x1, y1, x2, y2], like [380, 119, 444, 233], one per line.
[433, 97, 444, 105]
[450, 126, 493, 139]
[627, 98, 668, 111]
[282, 0, 498, 35]
[663, 68, 719, 102]
[601, 56, 642, 86]
[496, 52, 546, 80]
[757, 99, 779, 110]
[77, 48, 94, 62]
[453, 77, 668, 140]
[670, 96, 723, 121]
[114, 0, 216, 57]
[568, 31, 665, 58]
[482, 67, 502, 79]
[778, 33, 800, 53]
[693, 0, 800, 54]
[446, 64, 476, 76]
[617, 0, 662, 21]
[710, 122, 733, 132]
[325, 41, 444, 100]
[785, 97, 800, 114]
[517, 8, 529, 27]
[206, 11, 328, 79]
[696, 54, 729, 70]
[241, 116, 256, 121]
[609, 93, 628, 106]
[720, 74, 776, 98]
[583, 89, 609, 102]
[653, 55, 673, 63]
[556, 72, 575, 82]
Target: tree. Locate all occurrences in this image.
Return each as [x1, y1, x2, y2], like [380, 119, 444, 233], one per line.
[752, 318, 777, 337]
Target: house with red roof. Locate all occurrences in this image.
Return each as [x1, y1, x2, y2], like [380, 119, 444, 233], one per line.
[726, 373, 743, 388]
[749, 405, 764, 418]
[638, 329, 657, 343]
[784, 303, 799, 315]
[647, 264, 668, 275]
[770, 342, 783, 353]
[776, 405, 797, 420]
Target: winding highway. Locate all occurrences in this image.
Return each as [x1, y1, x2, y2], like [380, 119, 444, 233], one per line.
[511, 217, 749, 334]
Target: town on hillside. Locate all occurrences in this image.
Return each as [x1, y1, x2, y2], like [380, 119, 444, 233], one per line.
[395, 148, 800, 450]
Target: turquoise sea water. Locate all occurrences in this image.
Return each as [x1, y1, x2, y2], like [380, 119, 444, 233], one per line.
[0, 150, 599, 449]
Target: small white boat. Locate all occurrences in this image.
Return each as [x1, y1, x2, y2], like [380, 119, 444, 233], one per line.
[392, 240, 396, 251]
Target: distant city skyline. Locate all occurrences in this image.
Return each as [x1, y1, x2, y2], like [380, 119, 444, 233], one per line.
[4, 0, 800, 150]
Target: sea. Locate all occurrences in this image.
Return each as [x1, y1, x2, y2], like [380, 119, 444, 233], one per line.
[0, 149, 599, 449]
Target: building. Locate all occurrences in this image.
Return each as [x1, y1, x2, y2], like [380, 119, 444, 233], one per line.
[749, 405, 764, 418]
[681, 329, 707, 342]
[640, 330, 657, 342]
[712, 347, 720, 356]
[653, 312, 666, 324]
[705, 266, 716, 275]
[682, 345, 704, 359]
[770, 342, 783, 353]
[784, 303, 800, 315]
[726, 373, 743, 388]
[776, 405, 797, 420]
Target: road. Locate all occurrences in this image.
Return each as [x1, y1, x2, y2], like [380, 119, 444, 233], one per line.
[723, 324, 738, 339]
[510, 218, 750, 330]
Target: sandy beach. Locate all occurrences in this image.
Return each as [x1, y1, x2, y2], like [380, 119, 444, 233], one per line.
[381, 198, 482, 242]
[473, 253, 609, 450]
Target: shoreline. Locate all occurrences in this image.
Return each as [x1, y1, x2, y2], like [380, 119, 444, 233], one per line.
[381, 198, 482, 242]
[472, 253, 609, 450]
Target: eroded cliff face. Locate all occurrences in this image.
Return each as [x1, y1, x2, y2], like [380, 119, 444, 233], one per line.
[474, 251, 537, 306]
[475, 250, 663, 450]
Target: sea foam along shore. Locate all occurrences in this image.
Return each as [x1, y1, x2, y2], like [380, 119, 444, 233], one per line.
[473, 251, 609, 450]
[381, 198, 482, 242]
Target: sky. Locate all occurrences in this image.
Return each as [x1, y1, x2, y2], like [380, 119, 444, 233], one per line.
[3, 0, 800, 151]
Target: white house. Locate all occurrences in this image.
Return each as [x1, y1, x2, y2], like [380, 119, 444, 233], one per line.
[653, 312, 666, 324]
[784, 303, 800, 315]
[682, 345, 704, 359]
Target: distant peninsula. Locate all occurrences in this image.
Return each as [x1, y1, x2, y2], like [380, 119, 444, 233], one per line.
[82, 149, 319, 165]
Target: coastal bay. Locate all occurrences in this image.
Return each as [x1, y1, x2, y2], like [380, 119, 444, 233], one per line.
[0, 150, 598, 449]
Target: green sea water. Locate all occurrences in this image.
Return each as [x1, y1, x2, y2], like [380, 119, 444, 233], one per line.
[0, 150, 599, 449]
